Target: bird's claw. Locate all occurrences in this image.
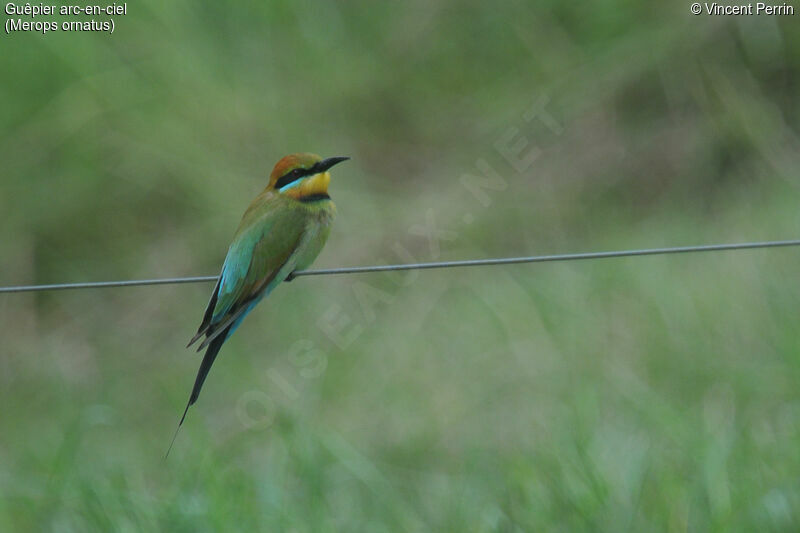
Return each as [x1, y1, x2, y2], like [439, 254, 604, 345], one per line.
[285, 271, 296, 282]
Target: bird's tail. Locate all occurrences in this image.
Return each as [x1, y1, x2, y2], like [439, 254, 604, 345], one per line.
[165, 328, 230, 459]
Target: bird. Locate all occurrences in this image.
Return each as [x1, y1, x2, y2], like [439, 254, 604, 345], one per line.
[166, 153, 349, 456]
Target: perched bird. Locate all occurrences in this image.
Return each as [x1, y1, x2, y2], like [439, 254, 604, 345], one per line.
[167, 153, 348, 455]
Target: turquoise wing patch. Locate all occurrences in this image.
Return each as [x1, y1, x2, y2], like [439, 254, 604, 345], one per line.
[212, 223, 264, 323]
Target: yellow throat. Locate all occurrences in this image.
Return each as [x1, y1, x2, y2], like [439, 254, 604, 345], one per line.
[283, 171, 330, 200]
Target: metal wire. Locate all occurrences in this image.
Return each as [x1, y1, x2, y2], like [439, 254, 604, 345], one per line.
[1, 239, 799, 294]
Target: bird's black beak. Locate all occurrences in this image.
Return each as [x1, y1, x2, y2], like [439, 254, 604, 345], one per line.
[317, 156, 350, 172]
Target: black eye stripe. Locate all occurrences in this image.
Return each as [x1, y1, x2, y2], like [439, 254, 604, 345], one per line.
[275, 166, 313, 190]
[274, 161, 328, 190]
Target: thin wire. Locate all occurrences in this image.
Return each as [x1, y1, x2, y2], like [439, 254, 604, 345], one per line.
[1, 239, 799, 294]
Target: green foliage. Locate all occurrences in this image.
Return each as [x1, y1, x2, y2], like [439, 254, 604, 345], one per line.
[1, 1, 799, 530]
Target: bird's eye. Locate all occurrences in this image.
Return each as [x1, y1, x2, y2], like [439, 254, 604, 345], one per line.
[292, 169, 303, 177]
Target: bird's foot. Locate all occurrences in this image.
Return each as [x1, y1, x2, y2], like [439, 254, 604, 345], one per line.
[285, 271, 296, 282]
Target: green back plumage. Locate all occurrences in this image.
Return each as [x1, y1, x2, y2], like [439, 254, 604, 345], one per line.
[213, 193, 310, 323]
[193, 191, 334, 350]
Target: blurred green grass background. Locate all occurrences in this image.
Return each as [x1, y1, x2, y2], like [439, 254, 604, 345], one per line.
[2, 1, 800, 531]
